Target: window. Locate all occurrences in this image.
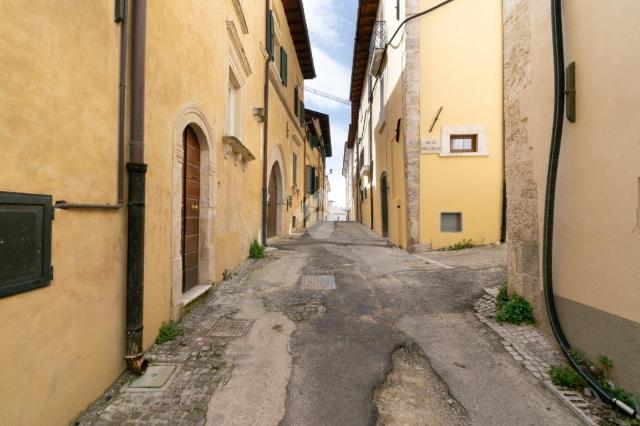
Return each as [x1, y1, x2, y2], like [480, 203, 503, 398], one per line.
[294, 86, 299, 116]
[300, 102, 305, 126]
[441, 212, 462, 232]
[377, 73, 385, 130]
[279, 47, 288, 86]
[292, 153, 297, 186]
[267, 11, 275, 59]
[306, 165, 315, 194]
[450, 134, 477, 153]
[225, 70, 242, 138]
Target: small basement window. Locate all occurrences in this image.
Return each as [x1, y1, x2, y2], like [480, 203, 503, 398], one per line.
[441, 212, 462, 232]
[450, 134, 477, 153]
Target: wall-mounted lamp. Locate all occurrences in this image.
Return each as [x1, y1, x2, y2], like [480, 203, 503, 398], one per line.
[252, 107, 265, 123]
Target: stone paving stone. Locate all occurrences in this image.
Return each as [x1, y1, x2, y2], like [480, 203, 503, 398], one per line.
[75, 256, 276, 425]
[473, 286, 605, 426]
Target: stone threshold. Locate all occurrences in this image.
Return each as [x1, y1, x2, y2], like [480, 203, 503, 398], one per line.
[181, 284, 212, 309]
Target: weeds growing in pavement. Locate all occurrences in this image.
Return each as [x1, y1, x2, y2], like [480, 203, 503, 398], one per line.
[496, 281, 509, 310]
[549, 365, 586, 389]
[549, 353, 637, 412]
[495, 294, 535, 325]
[249, 240, 265, 259]
[441, 239, 475, 251]
[156, 321, 184, 344]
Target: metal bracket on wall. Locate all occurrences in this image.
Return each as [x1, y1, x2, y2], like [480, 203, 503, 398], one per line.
[429, 106, 443, 133]
[565, 62, 576, 123]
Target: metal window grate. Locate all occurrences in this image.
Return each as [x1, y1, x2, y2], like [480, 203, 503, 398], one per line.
[441, 212, 462, 233]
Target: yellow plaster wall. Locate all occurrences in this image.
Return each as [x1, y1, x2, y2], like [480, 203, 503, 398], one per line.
[147, 0, 266, 293]
[418, 0, 503, 249]
[0, 2, 127, 424]
[0, 0, 271, 423]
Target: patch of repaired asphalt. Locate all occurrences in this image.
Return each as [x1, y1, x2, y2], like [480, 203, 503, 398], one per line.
[374, 341, 470, 426]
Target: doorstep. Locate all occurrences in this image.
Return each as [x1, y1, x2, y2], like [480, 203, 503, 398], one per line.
[181, 284, 212, 308]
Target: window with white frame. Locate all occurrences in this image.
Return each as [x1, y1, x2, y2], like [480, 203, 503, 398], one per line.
[225, 70, 242, 138]
[377, 72, 386, 130]
[440, 125, 488, 156]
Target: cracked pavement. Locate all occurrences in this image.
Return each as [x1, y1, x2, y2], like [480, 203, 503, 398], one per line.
[78, 221, 581, 425]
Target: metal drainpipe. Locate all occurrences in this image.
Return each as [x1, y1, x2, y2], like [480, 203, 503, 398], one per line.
[125, 0, 148, 375]
[303, 124, 307, 228]
[261, 0, 271, 245]
[355, 134, 360, 222]
[54, 0, 128, 211]
[368, 76, 374, 230]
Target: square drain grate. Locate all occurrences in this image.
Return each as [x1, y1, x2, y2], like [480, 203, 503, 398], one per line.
[209, 319, 254, 337]
[209, 295, 238, 307]
[300, 275, 336, 290]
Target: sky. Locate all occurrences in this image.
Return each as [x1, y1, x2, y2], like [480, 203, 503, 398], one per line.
[302, 0, 358, 209]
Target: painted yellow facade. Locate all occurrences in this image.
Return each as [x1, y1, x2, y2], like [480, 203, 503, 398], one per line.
[0, 1, 327, 424]
[346, 0, 503, 250]
[418, 0, 503, 249]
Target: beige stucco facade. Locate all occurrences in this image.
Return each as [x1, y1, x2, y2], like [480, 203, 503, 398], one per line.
[0, 1, 326, 424]
[504, 0, 640, 397]
[347, 0, 503, 250]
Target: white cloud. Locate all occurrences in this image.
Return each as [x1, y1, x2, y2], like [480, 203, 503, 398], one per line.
[303, 0, 347, 48]
[305, 47, 351, 112]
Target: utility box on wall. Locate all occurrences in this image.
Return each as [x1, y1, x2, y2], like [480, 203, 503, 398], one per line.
[0, 192, 53, 298]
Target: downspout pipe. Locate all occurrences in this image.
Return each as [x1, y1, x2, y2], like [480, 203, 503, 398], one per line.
[54, 0, 128, 211]
[261, 0, 271, 245]
[368, 76, 374, 230]
[125, 0, 148, 375]
[545, 0, 637, 418]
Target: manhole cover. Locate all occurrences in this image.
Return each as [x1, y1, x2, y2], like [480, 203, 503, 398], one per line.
[209, 319, 254, 337]
[209, 295, 238, 307]
[300, 275, 336, 290]
[128, 364, 177, 389]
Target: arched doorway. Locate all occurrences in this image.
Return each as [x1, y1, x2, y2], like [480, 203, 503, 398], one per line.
[182, 126, 201, 292]
[267, 162, 283, 238]
[380, 173, 389, 238]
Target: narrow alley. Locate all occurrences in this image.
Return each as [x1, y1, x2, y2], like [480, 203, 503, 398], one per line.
[3, 1, 640, 424]
[78, 222, 580, 425]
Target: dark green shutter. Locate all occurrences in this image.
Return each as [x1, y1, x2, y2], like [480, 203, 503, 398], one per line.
[306, 166, 314, 195]
[267, 11, 274, 59]
[294, 87, 299, 116]
[280, 47, 288, 86]
[292, 153, 297, 186]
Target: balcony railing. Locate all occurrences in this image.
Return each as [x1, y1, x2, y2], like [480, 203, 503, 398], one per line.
[369, 21, 387, 76]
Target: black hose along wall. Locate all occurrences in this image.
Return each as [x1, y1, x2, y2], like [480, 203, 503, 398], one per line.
[544, 0, 637, 418]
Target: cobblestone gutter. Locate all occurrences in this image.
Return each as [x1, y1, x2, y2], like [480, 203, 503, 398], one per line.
[474, 287, 624, 426]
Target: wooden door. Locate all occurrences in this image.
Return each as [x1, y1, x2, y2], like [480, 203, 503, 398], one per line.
[380, 174, 389, 237]
[182, 127, 200, 292]
[267, 166, 278, 238]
